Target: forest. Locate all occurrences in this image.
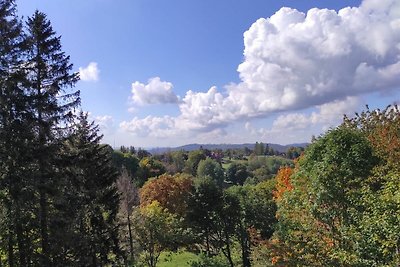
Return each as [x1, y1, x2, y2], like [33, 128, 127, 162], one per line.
[1, 1, 399, 266]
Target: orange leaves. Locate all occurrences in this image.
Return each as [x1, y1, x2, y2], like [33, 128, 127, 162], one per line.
[139, 173, 193, 216]
[271, 256, 279, 265]
[368, 124, 400, 166]
[344, 104, 400, 167]
[273, 166, 294, 201]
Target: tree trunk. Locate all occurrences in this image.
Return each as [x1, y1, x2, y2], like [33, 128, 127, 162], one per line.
[240, 229, 251, 267]
[39, 189, 49, 266]
[224, 229, 234, 267]
[127, 212, 134, 262]
[92, 250, 98, 267]
[205, 228, 210, 257]
[8, 230, 14, 267]
[15, 205, 27, 267]
[37, 80, 50, 265]
[242, 246, 251, 267]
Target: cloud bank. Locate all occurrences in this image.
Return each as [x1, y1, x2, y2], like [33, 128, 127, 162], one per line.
[121, 0, 400, 138]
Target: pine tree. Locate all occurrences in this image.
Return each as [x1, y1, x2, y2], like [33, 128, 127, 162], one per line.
[24, 10, 80, 265]
[0, 1, 35, 265]
[64, 113, 121, 266]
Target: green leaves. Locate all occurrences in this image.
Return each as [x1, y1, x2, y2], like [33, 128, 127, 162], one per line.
[133, 201, 187, 267]
[300, 127, 376, 226]
[197, 158, 224, 187]
[272, 106, 400, 266]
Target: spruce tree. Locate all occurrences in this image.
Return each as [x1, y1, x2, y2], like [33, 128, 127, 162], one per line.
[24, 10, 80, 265]
[64, 112, 120, 266]
[0, 1, 35, 265]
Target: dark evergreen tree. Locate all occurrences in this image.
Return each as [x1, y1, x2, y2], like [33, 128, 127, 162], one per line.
[0, 1, 36, 265]
[0, 4, 123, 266]
[64, 113, 121, 266]
[24, 10, 80, 265]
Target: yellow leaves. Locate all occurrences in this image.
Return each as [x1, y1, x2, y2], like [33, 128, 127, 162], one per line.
[141, 200, 163, 216]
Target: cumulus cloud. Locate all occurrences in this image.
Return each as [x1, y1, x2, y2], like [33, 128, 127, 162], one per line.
[270, 96, 361, 141]
[242, 96, 361, 143]
[272, 113, 311, 131]
[120, 115, 176, 138]
[79, 62, 99, 82]
[271, 96, 361, 131]
[121, 0, 400, 137]
[178, 87, 231, 130]
[121, 87, 231, 137]
[232, 0, 400, 113]
[131, 77, 179, 105]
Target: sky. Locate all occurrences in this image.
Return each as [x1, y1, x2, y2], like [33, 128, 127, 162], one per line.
[17, 0, 400, 148]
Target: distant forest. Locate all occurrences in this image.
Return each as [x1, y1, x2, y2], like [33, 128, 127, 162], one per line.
[0, 1, 399, 267]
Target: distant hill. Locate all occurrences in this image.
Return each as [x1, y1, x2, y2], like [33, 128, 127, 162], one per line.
[148, 143, 309, 154]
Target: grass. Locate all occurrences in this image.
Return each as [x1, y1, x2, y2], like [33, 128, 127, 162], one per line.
[221, 157, 249, 170]
[158, 250, 199, 267]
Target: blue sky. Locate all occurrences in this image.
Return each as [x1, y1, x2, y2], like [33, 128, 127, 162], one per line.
[18, 0, 400, 148]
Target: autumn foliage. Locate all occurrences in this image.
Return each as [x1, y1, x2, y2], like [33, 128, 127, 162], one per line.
[267, 105, 400, 267]
[273, 166, 293, 201]
[139, 173, 193, 216]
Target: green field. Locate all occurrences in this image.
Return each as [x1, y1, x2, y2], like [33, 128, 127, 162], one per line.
[158, 251, 200, 267]
[221, 157, 249, 170]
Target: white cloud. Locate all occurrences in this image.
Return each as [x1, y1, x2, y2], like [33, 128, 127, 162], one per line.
[241, 97, 361, 144]
[121, 86, 232, 137]
[121, 0, 400, 139]
[259, 97, 361, 141]
[232, 0, 400, 114]
[310, 96, 361, 127]
[178, 87, 231, 130]
[79, 62, 99, 82]
[95, 115, 113, 132]
[272, 113, 311, 131]
[273, 97, 360, 131]
[131, 77, 179, 105]
[120, 115, 176, 138]
[127, 107, 137, 113]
